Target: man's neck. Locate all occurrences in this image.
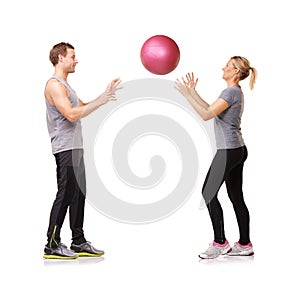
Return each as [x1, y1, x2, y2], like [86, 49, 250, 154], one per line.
[54, 69, 68, 81]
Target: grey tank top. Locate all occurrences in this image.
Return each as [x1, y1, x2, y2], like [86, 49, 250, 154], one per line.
[45, 76, 83, 154]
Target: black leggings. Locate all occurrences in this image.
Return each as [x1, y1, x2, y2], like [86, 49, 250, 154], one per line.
[202, 146, 250, 245]
[46, 149, 87, 247]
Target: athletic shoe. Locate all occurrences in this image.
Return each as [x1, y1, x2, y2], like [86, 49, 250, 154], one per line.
[227, 242, 254, 256]
[70, 241, 105, 257]
[199, 240, 231, 259]
[43, 243, 79, 259]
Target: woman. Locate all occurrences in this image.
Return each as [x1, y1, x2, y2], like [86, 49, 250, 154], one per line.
[176, 56, 257, 259]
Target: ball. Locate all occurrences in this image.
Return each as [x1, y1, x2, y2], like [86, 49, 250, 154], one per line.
[140, 35, 180, 75]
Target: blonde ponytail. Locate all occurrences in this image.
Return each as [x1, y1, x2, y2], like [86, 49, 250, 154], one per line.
[249, 67, 257, 90]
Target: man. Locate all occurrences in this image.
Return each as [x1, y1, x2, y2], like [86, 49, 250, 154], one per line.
[44, 42, 121, 259]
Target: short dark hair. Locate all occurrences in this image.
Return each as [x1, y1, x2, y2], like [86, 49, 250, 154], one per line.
[49, 42, 74, 66]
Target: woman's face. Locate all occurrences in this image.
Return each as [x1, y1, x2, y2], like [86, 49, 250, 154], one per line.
[222, 59, 238, 81]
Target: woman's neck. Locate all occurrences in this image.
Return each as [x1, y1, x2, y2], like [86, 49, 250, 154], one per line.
[226, 78, 239, 88]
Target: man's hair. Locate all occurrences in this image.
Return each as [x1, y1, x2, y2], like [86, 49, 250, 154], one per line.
[49, 42, 74, 66]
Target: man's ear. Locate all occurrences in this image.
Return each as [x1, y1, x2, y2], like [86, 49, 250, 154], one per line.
[58, 54, 64, 63]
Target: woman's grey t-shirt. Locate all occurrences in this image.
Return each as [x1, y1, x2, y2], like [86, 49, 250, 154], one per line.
[214, 85, 245, 149]
[45, 76, 83, 154]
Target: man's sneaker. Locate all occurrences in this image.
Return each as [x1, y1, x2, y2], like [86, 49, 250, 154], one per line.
[70, 241, 105, 257]
[43, 243, 79, 259]
[199, 240, 231, 259]
[227, 242, 254, 256]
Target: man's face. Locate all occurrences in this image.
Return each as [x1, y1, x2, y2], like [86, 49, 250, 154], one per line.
[60, 48, 78, 73]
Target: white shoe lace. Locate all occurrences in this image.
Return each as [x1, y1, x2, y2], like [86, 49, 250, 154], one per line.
[203, 243, 226, 257]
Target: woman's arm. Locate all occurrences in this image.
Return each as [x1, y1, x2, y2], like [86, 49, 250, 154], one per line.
[175, 73, 229, 121]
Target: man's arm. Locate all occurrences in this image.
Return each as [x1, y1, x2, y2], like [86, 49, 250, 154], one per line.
[46, 78, 121, 122]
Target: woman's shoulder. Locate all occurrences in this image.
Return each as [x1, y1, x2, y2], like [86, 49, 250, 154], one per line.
[219, 85, 243, 105]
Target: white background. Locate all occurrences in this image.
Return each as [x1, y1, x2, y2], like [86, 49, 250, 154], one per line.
[1, 0, 299, 299]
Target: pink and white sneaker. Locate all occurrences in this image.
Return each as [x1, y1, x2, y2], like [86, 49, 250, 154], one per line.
[227, 242, 254, 256]
[199, 240, 231, 259]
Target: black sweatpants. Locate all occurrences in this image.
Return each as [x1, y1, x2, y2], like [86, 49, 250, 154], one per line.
[46, 149, 87, 248]
[202, 146, 250, 245]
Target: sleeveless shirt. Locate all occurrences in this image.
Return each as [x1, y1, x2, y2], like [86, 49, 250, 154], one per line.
[45, 76, 83, 154]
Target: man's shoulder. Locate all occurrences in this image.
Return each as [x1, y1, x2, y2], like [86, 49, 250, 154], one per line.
[47, 77, 61, 86]
[46, 78, 68, 93]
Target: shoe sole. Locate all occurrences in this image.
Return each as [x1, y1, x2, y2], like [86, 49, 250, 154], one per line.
[227, 252, 254, 257]
[199, 253, 228, 259]
[76, 251, 105, 257]
[43, 254, 79, 259]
